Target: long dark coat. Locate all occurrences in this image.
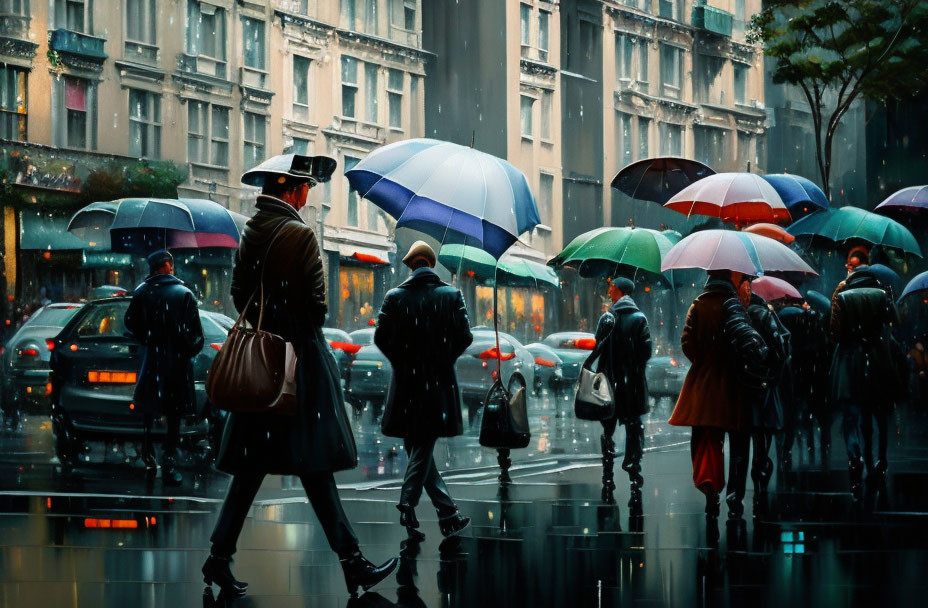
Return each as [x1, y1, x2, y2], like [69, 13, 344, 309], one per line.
[746, 297, 790, 431]
[829, 270, 904, 413]
[593, 296, 652, 421]
[669, 280, 762, 432]
[779, 305, 830, 415]
[125, 273, 204, 417]
[375, 268, 473, 440]
[215, 195, 357, 476]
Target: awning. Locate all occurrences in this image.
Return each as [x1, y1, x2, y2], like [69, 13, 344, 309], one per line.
[348, 252, 390, 265]
[82, 251, 133, 268]
[20, 211, 91, 250]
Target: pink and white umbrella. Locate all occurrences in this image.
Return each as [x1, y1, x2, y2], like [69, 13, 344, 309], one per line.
[750, 276, 802, 301]
[665, 173, 791, 227]
[661, 229, 817, 277]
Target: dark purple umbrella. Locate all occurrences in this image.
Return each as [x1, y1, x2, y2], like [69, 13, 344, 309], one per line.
[611, 157, 715, 205]
[874, 185, 928, 219]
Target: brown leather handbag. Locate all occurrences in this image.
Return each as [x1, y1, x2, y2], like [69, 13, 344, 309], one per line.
[206, 224, 297, 415]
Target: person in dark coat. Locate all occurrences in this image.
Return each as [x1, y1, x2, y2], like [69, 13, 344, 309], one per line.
[375, 240, 473, 540]
[124, 249, 204, 486]
[592, 276, 652, 510]
[830, 264, 904, 501]
[203, 154, 397, 598]
[669, 270, 768, 542]
[745, 294, 790, 517]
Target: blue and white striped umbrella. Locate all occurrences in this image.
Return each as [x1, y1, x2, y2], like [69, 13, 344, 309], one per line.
[345, 138, 540, 258]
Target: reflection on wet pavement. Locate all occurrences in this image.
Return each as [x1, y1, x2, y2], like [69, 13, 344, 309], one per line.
[2, 398, 928, 606]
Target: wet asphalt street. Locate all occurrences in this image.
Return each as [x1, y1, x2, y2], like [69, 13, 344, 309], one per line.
[2, 394, 928, 607]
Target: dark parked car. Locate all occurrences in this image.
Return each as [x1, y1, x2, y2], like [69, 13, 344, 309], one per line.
[48, 297, 233, 468]
[542, 331, 596, 387]
[645, 355, 689, 401]
[455, 329, 535, 427]
[1, 303, 84, 417]
[346, 328, 392, 422]
[524, 342, 567, 395]
[323, 327, 360, 384]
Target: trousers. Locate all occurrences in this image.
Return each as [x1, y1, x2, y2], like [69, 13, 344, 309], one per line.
[399, 437, 457, 518]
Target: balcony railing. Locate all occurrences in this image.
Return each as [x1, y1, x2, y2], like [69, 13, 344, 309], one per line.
[0, 13, 30, 39]
[48, 28, 107, 60]
[177, 53, 227, 80]
[692, 4, 733, 37]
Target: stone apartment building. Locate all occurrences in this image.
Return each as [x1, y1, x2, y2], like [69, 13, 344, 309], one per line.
[0, 0, 426, 329]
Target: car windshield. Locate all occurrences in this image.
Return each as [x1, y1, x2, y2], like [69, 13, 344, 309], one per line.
[473, 330, 523, 349]
[323, 328, 351, 343]
[73, 302, 129, 338]
[350, 330, 375, 346]
[27, 305, 82, 327]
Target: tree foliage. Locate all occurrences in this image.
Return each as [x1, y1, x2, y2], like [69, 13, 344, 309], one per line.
[750, 0, 928, 199]
[80, 160, 189, 203]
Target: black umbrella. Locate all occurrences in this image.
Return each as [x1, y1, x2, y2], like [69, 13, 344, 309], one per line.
[611, 157, 715, 205]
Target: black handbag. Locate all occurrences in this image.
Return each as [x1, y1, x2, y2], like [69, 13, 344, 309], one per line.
[479, 378, 531, 449]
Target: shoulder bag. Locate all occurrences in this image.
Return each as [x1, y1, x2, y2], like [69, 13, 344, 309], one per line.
[574, 313, 616, 421]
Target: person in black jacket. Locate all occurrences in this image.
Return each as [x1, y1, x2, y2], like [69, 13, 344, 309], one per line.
[124, 249, 204, 486]
[593, 277, 652, 509]
[203, 154, 397, 598]
[830, 265, 904, 501]
[375, 241, 474, 540]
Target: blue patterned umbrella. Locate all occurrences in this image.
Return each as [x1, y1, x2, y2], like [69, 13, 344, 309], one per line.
[761, 174, 829, 219]
[345, 139, 540, 258]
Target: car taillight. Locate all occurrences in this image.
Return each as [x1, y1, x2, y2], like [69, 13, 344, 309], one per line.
[210, 343, 222, 351]
[45, 339, 55, 351]
[45, 382, 52, 395]
[88, 371, 138, 384]
[574, 338, 596, 350]
[670, 358, 678, 367]
[329, 341, 362, 355]
[20, 347, 39, 357]
[479, 347, 516, 361]
[534, 357, 556, 367]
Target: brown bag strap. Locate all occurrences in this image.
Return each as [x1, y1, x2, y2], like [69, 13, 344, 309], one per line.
[233, 220, 293, 332]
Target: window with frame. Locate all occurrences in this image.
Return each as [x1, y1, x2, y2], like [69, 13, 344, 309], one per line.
[341, 56, 358, 118]
[0, 0, 29, 17]
[187, 102, 229, 167]
[64, 77, 93, 149]
[638, 118, 649, 160]
[404, 0, 415, 30]
[409, 75, 420, 134]
[520, 4, 531, 51]
[242, 17, 265, 71]
[365, 63, 379, 123]
[387, 69, 403, 129]
[538, 10, 550, 62]
[537, 172, 553, 227]
[344, 156, 360, 227]
[638, 39, 649, 91]
[617, 112, 632, 167]
[363, 0, 377, 35]
[733, 0, 746, 37]
[186, 1, 226, 61]
[291, 137, 309, 155]
[659, 122, 683, 156]
[128, 89, 160, 158]
[660, 44, 682, 99]
[694, 126, 726, 168]
[520, 95, 534, 138]
[540, 89, 552, 140]
[292, 55, 310, 121]
[733, 63, 747, 105]
[55, 0, 92, 33]
[341, 0, 357, 30]
[126, 0, 156, 45]
[615, 33, 634, 82]
[243, 112, 265, 170]
[737, 131, 752, 170]
[0, 63, 27, 141]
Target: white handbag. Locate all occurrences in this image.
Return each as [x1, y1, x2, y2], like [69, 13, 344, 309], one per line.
[574, 367, 615, 421]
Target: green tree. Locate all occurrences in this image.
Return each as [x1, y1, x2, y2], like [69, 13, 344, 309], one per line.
[750, 0, 928, 200]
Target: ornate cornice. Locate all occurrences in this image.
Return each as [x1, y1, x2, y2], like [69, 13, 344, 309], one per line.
[275, 9, 336, 46]
[114, 59, 165, 83]
[0, 36, 37, 60]
[520, 58, 558, 78]
[335, 29, 431, 64]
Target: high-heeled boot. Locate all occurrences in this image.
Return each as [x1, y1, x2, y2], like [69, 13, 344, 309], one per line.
[397, 504, 425, 541]
[340, 551, 399, 595]
[202, 555, 248, 597]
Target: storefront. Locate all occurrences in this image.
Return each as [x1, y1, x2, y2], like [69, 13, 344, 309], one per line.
[326, 249, 394, 331]
[473, 284, 554, 344]
[170, 248, 236, 315]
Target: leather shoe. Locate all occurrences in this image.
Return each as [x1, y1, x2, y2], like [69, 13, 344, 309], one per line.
[439, 512, 471, 538]
[202, 555, 248, 597]
[340, 551, 399, 595]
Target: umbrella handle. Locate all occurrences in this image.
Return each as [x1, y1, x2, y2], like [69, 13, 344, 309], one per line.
[493, 264, 503, 382]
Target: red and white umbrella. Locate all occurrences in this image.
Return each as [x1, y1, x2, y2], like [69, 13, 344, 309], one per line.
[665, 173, 791, 227]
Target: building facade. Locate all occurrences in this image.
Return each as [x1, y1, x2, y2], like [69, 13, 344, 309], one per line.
[0, 0, 426, 330]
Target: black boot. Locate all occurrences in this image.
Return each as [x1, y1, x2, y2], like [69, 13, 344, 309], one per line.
[202, 555, 248, 597]
[340, 551, 399, 595]
[397, 504, 425, 541]
[601, 434, 617, 503]
[702, 484, 720, 547]
[438, 512, 471, 538]
[849, 457, 864, 503]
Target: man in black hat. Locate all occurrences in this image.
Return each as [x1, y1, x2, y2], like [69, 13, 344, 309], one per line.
[125, 249, 204, 486]
[204, 154, 397, 598]
[593, 276, 652, 509]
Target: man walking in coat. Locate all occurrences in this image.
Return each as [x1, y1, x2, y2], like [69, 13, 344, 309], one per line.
[203, 155, 397, 598]
[375, 241, 473, 540]
[125, 249, 204, 486]
[594, 277, 652, 510]
[669, 270, 769, 543]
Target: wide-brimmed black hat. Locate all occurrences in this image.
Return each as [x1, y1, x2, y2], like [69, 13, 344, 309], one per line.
[241, 154, 337, 188]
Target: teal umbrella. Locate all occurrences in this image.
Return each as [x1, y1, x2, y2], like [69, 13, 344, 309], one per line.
[438, 244, 559, 287]
[548, 226, 676, 281]
[787, 206, 922, 257]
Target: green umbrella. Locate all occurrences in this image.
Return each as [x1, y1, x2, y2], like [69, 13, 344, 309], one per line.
[788, 206, 922, 257]
[548, 226, 676, 280]
[438, 244, 559, 287]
